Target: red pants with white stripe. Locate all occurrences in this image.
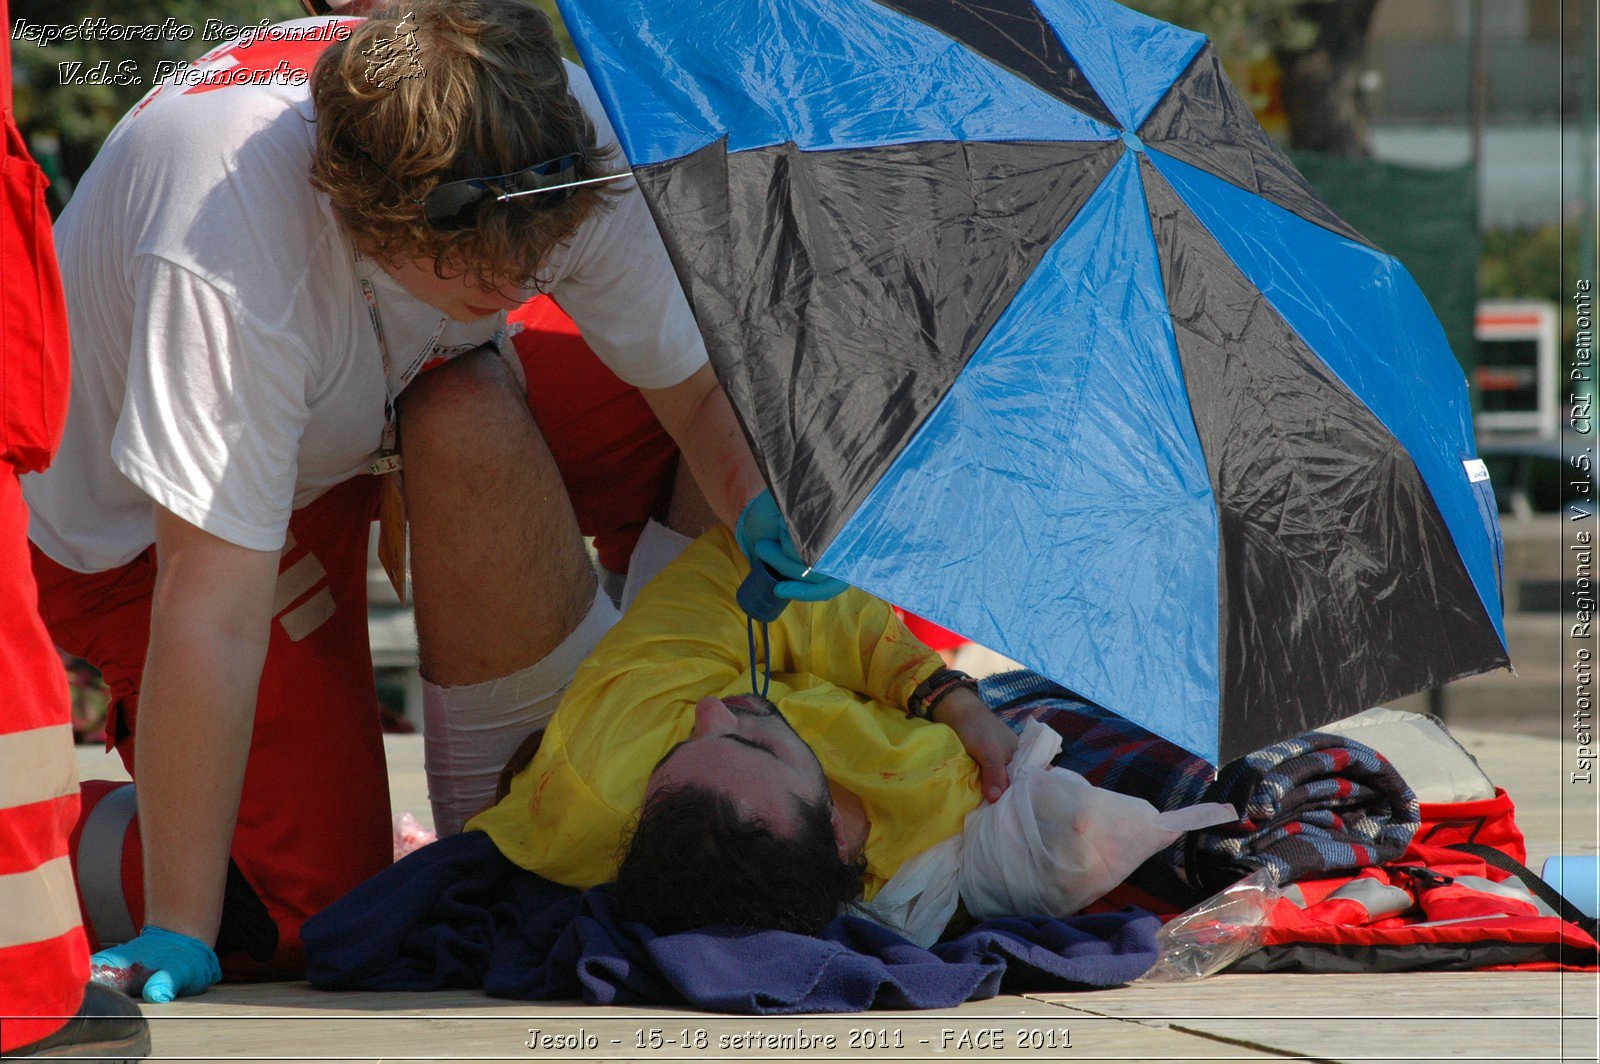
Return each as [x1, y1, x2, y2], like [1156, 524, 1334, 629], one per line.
[32, 475, 392, 980]
[31, 300, 681, 984]
[0, 469, 85, 1052]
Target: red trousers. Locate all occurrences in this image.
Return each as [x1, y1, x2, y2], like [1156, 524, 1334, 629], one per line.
[0, 470, 84, 1050]
[32, 301, 679, 984]
[34, 475, 391, 979]
[511, 297, 680, 573]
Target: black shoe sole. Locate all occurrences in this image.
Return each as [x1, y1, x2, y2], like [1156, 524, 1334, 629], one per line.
[11, 1026, 151, 1060]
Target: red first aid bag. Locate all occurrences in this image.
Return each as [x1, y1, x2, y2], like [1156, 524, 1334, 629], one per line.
[1232, 790, 1600, 973]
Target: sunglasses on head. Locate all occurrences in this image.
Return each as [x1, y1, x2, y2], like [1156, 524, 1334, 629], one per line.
[367, 151, 630, 231]
[424, 154, 589, 229]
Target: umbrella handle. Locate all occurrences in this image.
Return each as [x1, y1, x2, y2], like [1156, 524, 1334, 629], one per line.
[736, 560, 788, 623]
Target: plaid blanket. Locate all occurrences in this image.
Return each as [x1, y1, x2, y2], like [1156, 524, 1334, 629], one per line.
[979, 671, 1420, 898]
[981, 672, 1213, 809]
[1186, 732, 1421, 893]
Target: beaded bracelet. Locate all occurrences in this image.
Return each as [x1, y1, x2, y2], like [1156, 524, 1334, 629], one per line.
[908, 667, 978, 720]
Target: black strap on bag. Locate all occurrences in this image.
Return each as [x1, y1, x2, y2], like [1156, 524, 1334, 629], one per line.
[1446, 842, 1600, 942]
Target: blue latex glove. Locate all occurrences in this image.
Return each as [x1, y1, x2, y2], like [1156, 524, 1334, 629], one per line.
[735, 490, 848, 603]
[750, 537, 849, 602]
[733, 488, 787, 560]
[89, 925, 222, 1003]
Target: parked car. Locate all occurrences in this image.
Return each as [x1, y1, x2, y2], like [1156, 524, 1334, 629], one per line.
[1477, 433, 1597, 518]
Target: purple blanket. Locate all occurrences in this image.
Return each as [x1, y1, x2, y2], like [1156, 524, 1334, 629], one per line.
[303, 831, 1159, 1013]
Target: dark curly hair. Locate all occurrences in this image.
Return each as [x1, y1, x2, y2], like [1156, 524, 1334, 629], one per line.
[614, 785, 867, 937]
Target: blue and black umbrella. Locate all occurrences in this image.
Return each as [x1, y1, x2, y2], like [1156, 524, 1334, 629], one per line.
[556, 0, 1509, 762]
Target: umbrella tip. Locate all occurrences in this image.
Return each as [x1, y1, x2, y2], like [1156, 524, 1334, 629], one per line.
[1120, 130, 1146, 154]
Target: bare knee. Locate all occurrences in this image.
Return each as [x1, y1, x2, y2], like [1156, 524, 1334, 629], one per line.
[398, 348, 530, 466]
[396, 348, 595, 684]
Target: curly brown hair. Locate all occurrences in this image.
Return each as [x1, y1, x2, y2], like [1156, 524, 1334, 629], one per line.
[308, 0, 620, 288]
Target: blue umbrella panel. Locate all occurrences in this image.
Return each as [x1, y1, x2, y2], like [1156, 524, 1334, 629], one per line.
[557, 0, 1510, 763]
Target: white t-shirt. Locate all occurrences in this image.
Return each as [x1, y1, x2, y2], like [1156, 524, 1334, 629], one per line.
[25, 17, 708, 573]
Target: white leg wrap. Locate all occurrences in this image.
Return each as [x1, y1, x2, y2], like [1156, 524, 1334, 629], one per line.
[422, 586, 618, 835]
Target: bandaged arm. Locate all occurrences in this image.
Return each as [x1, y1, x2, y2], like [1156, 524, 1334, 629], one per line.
[869, 722, 1238, 947]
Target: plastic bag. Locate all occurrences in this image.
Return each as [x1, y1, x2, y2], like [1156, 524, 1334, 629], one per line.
[957, 721, 1236, 922]
[1136, 868, 1282, 983]
[393, 812, 437, 861]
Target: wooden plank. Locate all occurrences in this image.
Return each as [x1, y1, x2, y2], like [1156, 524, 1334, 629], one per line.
[1036, 972, 1599, 1063]
[144, 989, 1286, 1061]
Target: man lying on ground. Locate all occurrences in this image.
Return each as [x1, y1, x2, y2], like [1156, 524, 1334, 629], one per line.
[469, 525, 1023, 934]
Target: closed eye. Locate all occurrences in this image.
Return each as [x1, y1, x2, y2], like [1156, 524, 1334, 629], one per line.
[719, 734, 779, 759]
[650, 733, 777, 774]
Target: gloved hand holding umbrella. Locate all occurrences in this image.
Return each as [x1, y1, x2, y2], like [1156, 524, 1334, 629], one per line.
[735, 489, 849, 617]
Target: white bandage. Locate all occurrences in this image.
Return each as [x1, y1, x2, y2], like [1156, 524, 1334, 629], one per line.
[422, 586, 618, 835]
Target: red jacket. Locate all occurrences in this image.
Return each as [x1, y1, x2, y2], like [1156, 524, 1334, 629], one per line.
[1, 6, 70, 474]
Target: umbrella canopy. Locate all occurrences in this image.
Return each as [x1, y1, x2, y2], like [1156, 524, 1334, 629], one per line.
[556, 0, 1509, 763]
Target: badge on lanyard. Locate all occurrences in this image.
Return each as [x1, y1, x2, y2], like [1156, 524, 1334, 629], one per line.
[355, 252, 444, 602]
[356, 254, 445, 477]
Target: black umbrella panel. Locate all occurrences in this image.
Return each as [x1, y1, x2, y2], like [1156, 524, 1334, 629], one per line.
[556, 0, 1510, 762]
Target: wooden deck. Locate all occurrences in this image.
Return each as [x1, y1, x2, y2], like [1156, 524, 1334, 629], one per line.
[74, 721, 1600, 1063]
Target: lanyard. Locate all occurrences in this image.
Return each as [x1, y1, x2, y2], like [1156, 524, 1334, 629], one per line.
[355, 253, 445, 475]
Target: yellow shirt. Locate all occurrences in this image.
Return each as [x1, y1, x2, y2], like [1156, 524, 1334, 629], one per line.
[469, 526, 984, 899]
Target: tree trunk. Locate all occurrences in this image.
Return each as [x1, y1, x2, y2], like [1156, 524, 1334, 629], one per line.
[1275, 0, 1382, 157]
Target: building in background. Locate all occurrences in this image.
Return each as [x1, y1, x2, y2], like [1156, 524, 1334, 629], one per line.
[1367, 0, 1583, 229]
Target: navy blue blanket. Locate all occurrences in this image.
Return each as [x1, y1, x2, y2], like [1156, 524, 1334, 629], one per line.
[304, 831, 1159, 1013]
